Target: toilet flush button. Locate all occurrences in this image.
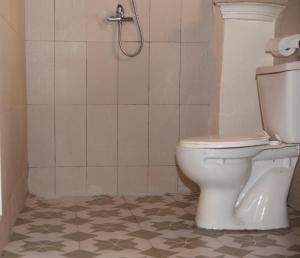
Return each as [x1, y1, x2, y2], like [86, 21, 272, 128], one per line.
[269, 140, 281, 146]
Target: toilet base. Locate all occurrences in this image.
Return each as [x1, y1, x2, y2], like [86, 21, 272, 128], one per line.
[194, 188, 245, 230]
[194, 157, 296, 230]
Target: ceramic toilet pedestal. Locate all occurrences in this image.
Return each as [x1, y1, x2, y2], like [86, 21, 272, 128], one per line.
[176, 138, 299, 230]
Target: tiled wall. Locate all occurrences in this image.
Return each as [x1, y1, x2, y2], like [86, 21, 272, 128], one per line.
[26, 0, 215, 197]
[275, 0, 300, 211]
[0, 0, 28, 252]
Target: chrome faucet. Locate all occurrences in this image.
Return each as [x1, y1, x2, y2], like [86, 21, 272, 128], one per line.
[106, 1, 143, 57]
[107, 4, 134, 23]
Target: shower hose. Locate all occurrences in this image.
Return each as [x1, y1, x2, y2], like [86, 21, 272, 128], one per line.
[118, 0, 144, 57]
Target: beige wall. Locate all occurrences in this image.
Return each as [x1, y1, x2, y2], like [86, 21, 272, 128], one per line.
[275, 0, 300, 64]
[275, 0, 300, 210]
[0, 0, 28, 252]
[26, 0, 216, 197]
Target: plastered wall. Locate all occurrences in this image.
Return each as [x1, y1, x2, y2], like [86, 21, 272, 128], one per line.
[0, 0, 28, 252]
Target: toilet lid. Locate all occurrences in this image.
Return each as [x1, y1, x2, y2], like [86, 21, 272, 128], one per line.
[179, 132, 270, 149]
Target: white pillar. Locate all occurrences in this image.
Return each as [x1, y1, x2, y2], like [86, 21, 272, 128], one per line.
[214, 1, 286, 135]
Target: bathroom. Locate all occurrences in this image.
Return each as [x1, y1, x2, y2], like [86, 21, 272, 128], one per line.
[1, 0, 300, 257]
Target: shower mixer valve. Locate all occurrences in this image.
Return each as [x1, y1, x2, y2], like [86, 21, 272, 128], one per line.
[106, 1, 143, 57]
[107, 4, 134, 23]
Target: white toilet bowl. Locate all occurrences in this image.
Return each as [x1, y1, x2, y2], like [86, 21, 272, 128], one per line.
[176, 133, 299, 230]
[176, 61, 300, 230]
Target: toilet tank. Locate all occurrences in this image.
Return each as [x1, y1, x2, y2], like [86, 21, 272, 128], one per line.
[256, 61, 300, 143]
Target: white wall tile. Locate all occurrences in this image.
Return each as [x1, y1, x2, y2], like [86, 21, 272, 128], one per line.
[28, 168, 55, 198]
[149, 105, 179, 165]
[181, 0, 213, 42]
[150, 0, 181, 42]
[15, 106, 28, 175]
[55, 42, 86, 105]
[180, 105, 209, 139]
[55, 105, 86, 166]
[25, 0, 54, 40]
[118, 166, 148, 194]
[149, 166, 177, 194]
[180, 43, 214, 104]
[86, 0, 118, 42]
[26, 41, 54, 105]
[118, 43, 149, 104]
[150, 43, 180, 104]
[87, 167, 117, 195]
[55, 0, 86, 41]
[25, 0, 216, 197]
[27, 105, 55, 167]
[118, 105, 148, 166]
[87, 42, 118, 104]
[56, 167, 86, 196]
[87, 106, 117, 166]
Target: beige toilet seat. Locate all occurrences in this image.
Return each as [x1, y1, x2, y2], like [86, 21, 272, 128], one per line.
[179, 131, 270, 149]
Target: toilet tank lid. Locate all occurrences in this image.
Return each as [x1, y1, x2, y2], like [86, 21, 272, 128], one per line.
[256, 61, 300, 75]
[179, 132, 269, 149]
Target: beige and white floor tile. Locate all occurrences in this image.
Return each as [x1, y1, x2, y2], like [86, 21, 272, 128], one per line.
[2, 193, 300, 258]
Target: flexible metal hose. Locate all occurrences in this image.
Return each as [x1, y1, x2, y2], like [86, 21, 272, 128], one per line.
[118, 0, 143, 57]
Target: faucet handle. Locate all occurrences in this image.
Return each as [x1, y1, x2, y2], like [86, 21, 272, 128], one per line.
[117, 4, 124, 17]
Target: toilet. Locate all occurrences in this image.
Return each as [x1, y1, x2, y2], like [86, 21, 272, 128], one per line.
[176, 61, 300, 230]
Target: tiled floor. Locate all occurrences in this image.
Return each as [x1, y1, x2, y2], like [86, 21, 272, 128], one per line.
[2, 193, 300, 258]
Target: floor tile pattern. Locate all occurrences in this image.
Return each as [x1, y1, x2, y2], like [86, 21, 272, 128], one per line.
[2, 193, 300, 258]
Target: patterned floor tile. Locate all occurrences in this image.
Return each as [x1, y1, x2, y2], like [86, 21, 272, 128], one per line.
[0, 251, 22, 258]
[127, 230, 162, 240]
[18, 209, 75, 224]
[215, 245, 252, 257]
[78, 218, 140, 234]
[124, 195, 173, 205]
[76, 207, 131, 222]
[63, 249, 98, 258]
[13, 222, 77, 239]
[171, 193, 199, 204]
[4, 237, 78, 257]
[170, 246, 228, 258]
[86, 195, 125, 208]
[62, 232, 97, 242]
[63, 217, 92, 226]
[140, 247, 177, 258]
[79, 235, 153, 257]
[2, 194, 300, 258]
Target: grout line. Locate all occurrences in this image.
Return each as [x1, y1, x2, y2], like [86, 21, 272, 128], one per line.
[121, 195, 157, 251]
[27, 103, 210, 107]
[116, 7, 120, 195]
[84, 0, 89, 194]
[29, 165, 178, 170]
[147, 0, 152, 195]
[53, 0, 57, 197]
[177, 0, 183, 192]
[85, 39, 88, 195]
[25, 40, 211, 45]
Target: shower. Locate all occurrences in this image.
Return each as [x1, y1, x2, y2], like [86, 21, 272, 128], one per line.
[107, 1, 143, 57]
